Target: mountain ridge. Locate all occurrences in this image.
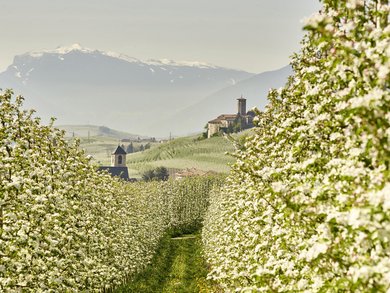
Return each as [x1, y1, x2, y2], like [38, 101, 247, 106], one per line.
[6, 43, 241, 74]
[0, 45, 291, 136]
[159, 65, 293, 135]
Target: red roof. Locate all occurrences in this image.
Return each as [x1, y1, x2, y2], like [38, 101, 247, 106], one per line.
[208, 114, 238, 123]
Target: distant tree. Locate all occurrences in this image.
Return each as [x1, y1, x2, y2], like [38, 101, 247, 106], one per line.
[142, 167, 169, 181]
[140, 144, 145, 151]
[200, 124, 208, 139]
[154, 166, 169, 181]
[99, 126, 110, 134]
[227, 123, 234, 134]
[233, 117, 243, 133]
[126, 142, 134, 153]
[144, 143, 151, 150]
[141, 169, 155, 181]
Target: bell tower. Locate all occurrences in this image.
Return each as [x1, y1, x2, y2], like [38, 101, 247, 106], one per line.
[237, 96, 246, 116]
[111, 145, 127, 167]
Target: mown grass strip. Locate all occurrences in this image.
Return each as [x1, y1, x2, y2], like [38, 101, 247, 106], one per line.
[115, 233, 220, 293]
[114, 234, 176, 293]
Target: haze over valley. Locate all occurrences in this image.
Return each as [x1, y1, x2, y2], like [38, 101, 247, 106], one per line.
[0, 44, 291, 137]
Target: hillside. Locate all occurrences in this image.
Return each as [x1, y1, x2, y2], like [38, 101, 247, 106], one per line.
[58, 124, 143, 139]
[159, 65, 292, 134]
[58, 125, 152, 167]
[125, 132, 251, 177]
[66, 123, 253, 177]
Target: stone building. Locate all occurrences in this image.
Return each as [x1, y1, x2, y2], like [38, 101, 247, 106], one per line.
[98, 145, 129, 180]
[207, 96, 255, 138]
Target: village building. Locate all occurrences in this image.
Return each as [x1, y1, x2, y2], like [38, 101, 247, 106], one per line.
[207, 96, 255, 138]
[98, 145, 130, 180]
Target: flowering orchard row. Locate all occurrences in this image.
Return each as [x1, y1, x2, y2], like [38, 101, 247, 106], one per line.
[0, 91, 222, 292]
[202, 0, 389, 292]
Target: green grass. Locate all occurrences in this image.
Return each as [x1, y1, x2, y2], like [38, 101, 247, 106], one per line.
[126, 135, 237, 176]
[62, 126, 253, 177]
[114, 234, 175, 293]
[115, 234, 220, 293]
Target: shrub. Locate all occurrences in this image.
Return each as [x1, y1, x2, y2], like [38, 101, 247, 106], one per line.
[142, 166, 169, 181]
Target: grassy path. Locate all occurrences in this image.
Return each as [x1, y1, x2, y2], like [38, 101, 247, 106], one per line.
[115, 234, 217, 293]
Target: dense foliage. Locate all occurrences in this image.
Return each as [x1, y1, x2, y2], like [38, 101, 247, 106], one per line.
[203, 0, 390, 291]
[142, 166, 169, 181]
[0, 91, 222, 291]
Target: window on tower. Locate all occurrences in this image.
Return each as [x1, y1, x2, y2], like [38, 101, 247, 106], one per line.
[118, 155, 122, 164]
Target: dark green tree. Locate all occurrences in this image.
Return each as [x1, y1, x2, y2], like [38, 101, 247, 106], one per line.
[233, 117, 243, 133]
[141, 169, 155, 181]
[126, 142, 134, 153]
[154, 166, 169, 181]
[142, 167, 169, 181]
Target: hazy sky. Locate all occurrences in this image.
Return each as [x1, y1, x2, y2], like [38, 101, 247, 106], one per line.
[0, 0, 320, 73]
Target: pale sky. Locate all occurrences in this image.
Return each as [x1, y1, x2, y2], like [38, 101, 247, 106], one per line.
[0, 0, 320, 73]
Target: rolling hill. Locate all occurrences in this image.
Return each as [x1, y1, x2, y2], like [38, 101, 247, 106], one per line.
[66, 124, 252, 178]
[126, 135, 236, 176]
[57, 124, 144, 139]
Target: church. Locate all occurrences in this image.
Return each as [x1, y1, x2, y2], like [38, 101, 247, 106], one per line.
[207, 96, 255, 138]
[98, 145, 130, 180]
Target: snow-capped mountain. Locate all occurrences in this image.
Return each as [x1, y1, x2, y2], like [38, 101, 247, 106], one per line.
[0, 44, 254, 136]
[2, 44, 250, 89]
[0, 44, 291, 136]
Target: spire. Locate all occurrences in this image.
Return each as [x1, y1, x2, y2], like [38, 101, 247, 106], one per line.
[112, 145, 127, 155]
[111, 145, 127, 167]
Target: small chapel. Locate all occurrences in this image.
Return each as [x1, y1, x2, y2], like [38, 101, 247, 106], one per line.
[98, 145, 130, 180]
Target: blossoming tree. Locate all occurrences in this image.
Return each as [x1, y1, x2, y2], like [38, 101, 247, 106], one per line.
[0, 91, 222, 291]
[203, 0, 389, 291]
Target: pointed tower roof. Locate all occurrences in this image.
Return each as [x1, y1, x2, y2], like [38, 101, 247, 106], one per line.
[113, 145, 127, 155]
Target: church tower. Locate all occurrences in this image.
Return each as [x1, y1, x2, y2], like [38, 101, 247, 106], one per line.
[237, 96, 246, 116]
[111, 145, 127, 167]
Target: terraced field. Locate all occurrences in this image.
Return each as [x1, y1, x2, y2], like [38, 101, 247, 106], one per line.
[126, 135, 239, 176]
[62, 125, 252, 177]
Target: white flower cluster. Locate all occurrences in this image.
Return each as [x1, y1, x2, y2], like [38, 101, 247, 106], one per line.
[0, 92, 222, 291]
[203, 0, 389, 291]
